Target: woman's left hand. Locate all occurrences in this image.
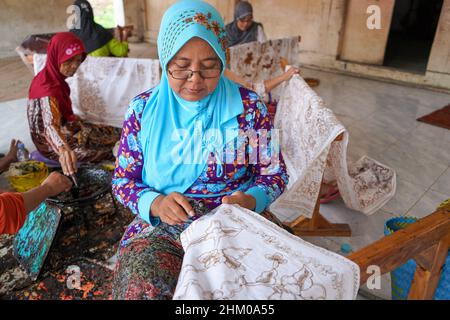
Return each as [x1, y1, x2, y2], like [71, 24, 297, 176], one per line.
[222, 191, 256, 211]
[115, 25, 124, 41]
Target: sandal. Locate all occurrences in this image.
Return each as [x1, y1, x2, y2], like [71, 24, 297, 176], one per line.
[305, 78, 320, 88]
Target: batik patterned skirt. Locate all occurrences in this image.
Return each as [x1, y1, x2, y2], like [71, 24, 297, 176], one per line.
[27, 97, 121, 163]
[112, 207, 290, 300]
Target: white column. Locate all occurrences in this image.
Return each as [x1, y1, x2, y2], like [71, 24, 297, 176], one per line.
[114, 0, 125, 26]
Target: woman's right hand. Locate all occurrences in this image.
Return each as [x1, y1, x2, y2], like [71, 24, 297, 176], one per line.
[58, 146, 77, 176]
[282, 67, 300, 82]
[151, 193, 195, 226]
[41, 172, 73, 197]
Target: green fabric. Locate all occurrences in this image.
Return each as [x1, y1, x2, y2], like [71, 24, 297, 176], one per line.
[89, 39, 129, 57]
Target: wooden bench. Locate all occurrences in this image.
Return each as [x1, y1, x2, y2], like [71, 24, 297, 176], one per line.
[349, 206, 450, 300]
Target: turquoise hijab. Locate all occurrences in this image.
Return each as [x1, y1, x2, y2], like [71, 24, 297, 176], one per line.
[140, 0, 244, 195]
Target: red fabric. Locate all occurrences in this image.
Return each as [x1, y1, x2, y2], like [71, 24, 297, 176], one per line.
[0, 192, 26, 235]
[29, 32, 86, 121]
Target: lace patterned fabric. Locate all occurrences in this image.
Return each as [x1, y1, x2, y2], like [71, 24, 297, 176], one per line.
[33, 54, 161, 128]
[270, 75, 396, 219]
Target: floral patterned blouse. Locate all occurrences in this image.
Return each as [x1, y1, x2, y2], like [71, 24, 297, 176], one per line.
[112, 86, 289, 226]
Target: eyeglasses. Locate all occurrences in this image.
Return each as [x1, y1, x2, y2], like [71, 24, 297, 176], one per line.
[168, 68, 222, 80]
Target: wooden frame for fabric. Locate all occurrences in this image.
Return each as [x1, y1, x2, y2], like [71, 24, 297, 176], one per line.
[285, 200, 449, 299]
[285, 133, 352, 237]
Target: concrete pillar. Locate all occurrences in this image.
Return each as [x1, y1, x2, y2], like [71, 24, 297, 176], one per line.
[123, 0, 146, 42]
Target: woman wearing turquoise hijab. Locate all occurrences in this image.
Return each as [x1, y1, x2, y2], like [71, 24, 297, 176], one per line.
[112, 0, 289, 299]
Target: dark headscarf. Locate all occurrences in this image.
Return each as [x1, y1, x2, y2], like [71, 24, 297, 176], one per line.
[69, 0, 113, 53]
[234, 0, 253, 20]
[29, 33, 86, 121]
[225, 1, 262, 47]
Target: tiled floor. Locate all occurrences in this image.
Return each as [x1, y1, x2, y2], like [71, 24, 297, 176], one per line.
[0, 98, 33, 154]
[294, 68, 450, 299]
[1, 57, 449, 300]
[0, 56, 33, 102]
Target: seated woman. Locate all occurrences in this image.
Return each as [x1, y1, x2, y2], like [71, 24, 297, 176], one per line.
[70, 0, 129, 57]
[28, 32, 121, 176]
[225, 1, 266, 47]
[112, 1, 289, 300]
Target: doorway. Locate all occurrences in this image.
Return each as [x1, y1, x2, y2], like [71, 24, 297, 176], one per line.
[383, 0, 443, 74]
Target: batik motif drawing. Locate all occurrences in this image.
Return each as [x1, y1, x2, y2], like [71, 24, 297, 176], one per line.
[228, 36, 301, 101]
[33, 54, 161, 128]
[13, 202, 62, 281]
[270, 75, 396, 219]
[174, 204, 360, 300]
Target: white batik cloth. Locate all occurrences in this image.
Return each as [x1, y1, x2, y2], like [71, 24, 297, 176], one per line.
[174, 204, 360, 300]
[33, 54, 161, 128]
[228, 36, 301, 101]
[270, 75, 397, 219]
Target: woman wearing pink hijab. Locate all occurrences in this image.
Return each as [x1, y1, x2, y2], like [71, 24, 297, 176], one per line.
[28, 32, 120, 176]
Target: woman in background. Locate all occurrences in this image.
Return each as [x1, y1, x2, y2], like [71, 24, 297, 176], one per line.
[70, 0, 129, 57]
[27, 33, 121, 176]
[225, 1, 266, 47]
